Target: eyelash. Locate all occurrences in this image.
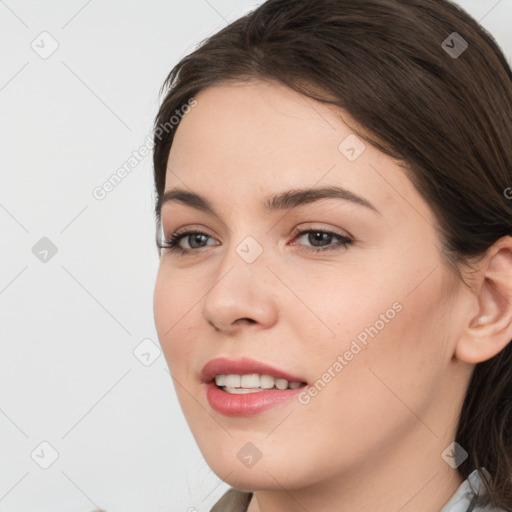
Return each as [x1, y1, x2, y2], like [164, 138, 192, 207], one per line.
[158, 227, 352, 256]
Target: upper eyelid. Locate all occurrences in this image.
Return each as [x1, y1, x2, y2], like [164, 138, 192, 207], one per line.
[164, 224, 351, 239]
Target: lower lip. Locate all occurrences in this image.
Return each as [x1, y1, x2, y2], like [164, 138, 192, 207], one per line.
[204, 381, 306, 417]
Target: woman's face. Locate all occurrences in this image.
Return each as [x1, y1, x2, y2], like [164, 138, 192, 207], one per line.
[153, 79, 472, 495]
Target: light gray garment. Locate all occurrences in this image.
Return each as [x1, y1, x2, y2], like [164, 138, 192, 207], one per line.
[211, 467, 508, 512]
[440, 468, 507, 512]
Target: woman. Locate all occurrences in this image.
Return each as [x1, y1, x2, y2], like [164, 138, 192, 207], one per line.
[151, 0, 512, 510]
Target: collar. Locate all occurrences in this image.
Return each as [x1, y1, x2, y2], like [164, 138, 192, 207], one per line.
[212, 468, 506, 512]
[440, 468, 504, 512]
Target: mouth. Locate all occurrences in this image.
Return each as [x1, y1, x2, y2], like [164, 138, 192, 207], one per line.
[200, 356, 308, 388]
[200, 357, 308, 416]
[212, 373, 307, 394]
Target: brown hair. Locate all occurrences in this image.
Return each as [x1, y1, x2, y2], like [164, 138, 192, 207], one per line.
[151, 0, 512, 509]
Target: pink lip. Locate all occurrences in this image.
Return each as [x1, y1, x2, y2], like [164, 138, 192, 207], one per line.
[200, 357, 308, 417]
[204, 381, 305, 417]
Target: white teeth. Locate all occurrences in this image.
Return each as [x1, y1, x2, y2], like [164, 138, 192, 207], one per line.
[275, 378, 288, 390]
[214, 375, 227, 386]
[259, 374, 275, 389]
[241, 374, 260, 388]
[224, 374, 241, 387]
[213, 374, 304, 391]
[223, 387, 265, 394]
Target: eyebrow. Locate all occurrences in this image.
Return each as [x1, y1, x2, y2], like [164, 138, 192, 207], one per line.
[158, 185, 380, 217]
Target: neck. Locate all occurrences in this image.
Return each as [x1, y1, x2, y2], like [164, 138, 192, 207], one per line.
[247, 426, 464, 512]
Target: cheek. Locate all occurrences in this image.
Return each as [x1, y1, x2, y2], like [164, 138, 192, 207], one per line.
[347, 287, 447, 409]
[296, 250, 450, 420]
[279, 258, 403, 370]
[153, 267, 198, 372]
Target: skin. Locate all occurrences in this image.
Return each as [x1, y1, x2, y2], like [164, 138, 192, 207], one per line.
[153, 79, 512, 512]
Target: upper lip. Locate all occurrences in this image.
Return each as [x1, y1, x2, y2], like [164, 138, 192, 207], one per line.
[200, 357, 308, 384]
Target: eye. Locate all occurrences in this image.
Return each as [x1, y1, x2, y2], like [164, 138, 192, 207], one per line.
[158, 229, 218, 255]
[290, 228, 352, 253]
[157, 227, 353, 256]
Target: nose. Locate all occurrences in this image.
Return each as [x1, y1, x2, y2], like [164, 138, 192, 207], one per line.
[201, 249, 279, 333]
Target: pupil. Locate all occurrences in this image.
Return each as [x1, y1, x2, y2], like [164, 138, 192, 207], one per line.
[190, 234, 207, 248]
[310, 232, 331, 246]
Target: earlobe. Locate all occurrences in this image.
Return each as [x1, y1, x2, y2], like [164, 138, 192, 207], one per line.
[455, 236, 512, 365]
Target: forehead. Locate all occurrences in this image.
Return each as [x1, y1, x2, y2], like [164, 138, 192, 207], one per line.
[164, 80, 432, 226]
[171, 79, 353, 157]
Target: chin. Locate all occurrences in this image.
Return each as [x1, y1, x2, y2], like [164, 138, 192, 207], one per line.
[204, 448, 316, 493]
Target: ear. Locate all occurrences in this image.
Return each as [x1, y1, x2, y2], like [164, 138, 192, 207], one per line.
[455, 235, 512, 364]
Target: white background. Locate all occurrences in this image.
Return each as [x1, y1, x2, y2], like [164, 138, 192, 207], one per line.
[1, 1, 511, 511]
